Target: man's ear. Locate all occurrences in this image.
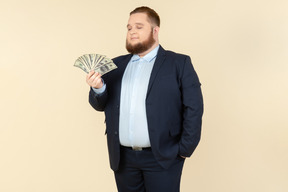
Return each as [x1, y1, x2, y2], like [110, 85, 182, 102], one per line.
[153, 26, 160, 34]
[153, 26, 160, 41]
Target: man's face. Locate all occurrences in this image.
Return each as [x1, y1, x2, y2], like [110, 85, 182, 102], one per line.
[126, 13, 156, 55]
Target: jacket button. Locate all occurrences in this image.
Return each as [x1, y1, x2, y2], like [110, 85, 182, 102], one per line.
[114, 131, 118, 135]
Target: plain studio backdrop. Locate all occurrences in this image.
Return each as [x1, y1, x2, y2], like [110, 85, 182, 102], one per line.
[0, 0, 287, 191]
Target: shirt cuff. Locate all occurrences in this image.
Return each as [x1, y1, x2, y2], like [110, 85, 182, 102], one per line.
[92, 82, 106, 95]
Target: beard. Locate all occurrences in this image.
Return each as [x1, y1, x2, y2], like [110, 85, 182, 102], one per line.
[126, 30, 155, 55]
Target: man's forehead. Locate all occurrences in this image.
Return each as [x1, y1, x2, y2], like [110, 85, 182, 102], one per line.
[128, 13, 149, 24]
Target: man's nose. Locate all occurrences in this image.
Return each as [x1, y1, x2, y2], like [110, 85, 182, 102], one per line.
[129, 28, 136, 34]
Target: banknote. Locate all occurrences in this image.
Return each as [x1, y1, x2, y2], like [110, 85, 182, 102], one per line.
[94, 62, 117, 75]
[74, 54, 117, 75]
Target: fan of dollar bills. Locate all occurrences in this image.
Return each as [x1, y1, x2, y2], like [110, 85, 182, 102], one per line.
[74, 54, 117, 75]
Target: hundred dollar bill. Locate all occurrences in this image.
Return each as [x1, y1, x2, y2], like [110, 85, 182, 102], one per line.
[74, 54, 117, 75]
[74, 59, 89, 73]
[94, 62, 117, 75]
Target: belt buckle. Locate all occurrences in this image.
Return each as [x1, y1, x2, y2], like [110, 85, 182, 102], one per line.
[132, 146, 143, 151]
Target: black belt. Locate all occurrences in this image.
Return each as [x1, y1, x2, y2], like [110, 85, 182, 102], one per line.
[121, 146, 151, 151]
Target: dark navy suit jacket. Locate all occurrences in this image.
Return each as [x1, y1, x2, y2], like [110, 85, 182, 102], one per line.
[89, 45, 203, 171]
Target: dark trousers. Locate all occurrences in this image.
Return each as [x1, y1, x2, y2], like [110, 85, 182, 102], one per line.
[114, 146, 185, 192]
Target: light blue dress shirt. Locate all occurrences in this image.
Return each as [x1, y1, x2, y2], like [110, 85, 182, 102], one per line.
[93, 45, 159, 147]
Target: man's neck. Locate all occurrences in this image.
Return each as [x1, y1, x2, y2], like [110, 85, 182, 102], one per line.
[138, 42, 159, 58]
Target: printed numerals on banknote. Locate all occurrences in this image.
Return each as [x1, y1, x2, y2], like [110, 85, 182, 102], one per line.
[74, 54, 117, 75]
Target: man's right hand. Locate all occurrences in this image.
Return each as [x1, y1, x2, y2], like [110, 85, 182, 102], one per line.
[86, 71, 103, 89]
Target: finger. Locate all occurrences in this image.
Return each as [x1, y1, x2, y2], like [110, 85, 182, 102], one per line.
[92, 72, 101, 81]
[93, 77, 103, 88]
[92, 74, 101, 84]
[93, 72, 101, 77]
[86, 73, 95, 85]
[86, 70, 95, 80]
[92, 71, 103, 78]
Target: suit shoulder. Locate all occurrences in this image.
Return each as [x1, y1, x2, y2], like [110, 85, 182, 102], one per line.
[112, 54, 131, 64]
[163, 50, 192, 66]
[164, 50, 190, 60]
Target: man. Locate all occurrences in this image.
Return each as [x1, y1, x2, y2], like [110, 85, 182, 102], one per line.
[86, 6, 203, 192]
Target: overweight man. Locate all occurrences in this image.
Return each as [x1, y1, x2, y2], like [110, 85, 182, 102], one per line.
[86, 6, 204, 192]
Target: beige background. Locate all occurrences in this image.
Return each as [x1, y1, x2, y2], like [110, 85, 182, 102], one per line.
[1, 0, 287, 191]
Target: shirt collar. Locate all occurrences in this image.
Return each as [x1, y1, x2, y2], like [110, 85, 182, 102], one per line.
[131, 45, 160, 62]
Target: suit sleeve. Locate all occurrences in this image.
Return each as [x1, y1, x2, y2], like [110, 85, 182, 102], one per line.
[89, 86, 108, 111]
[178, 56, 204, 157]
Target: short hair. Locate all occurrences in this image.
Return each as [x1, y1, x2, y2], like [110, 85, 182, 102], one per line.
[130, 6, 160, 27]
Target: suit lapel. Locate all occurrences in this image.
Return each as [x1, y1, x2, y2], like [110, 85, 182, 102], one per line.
[117, 55, 133, 76]
[146, 45, 166, 97]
